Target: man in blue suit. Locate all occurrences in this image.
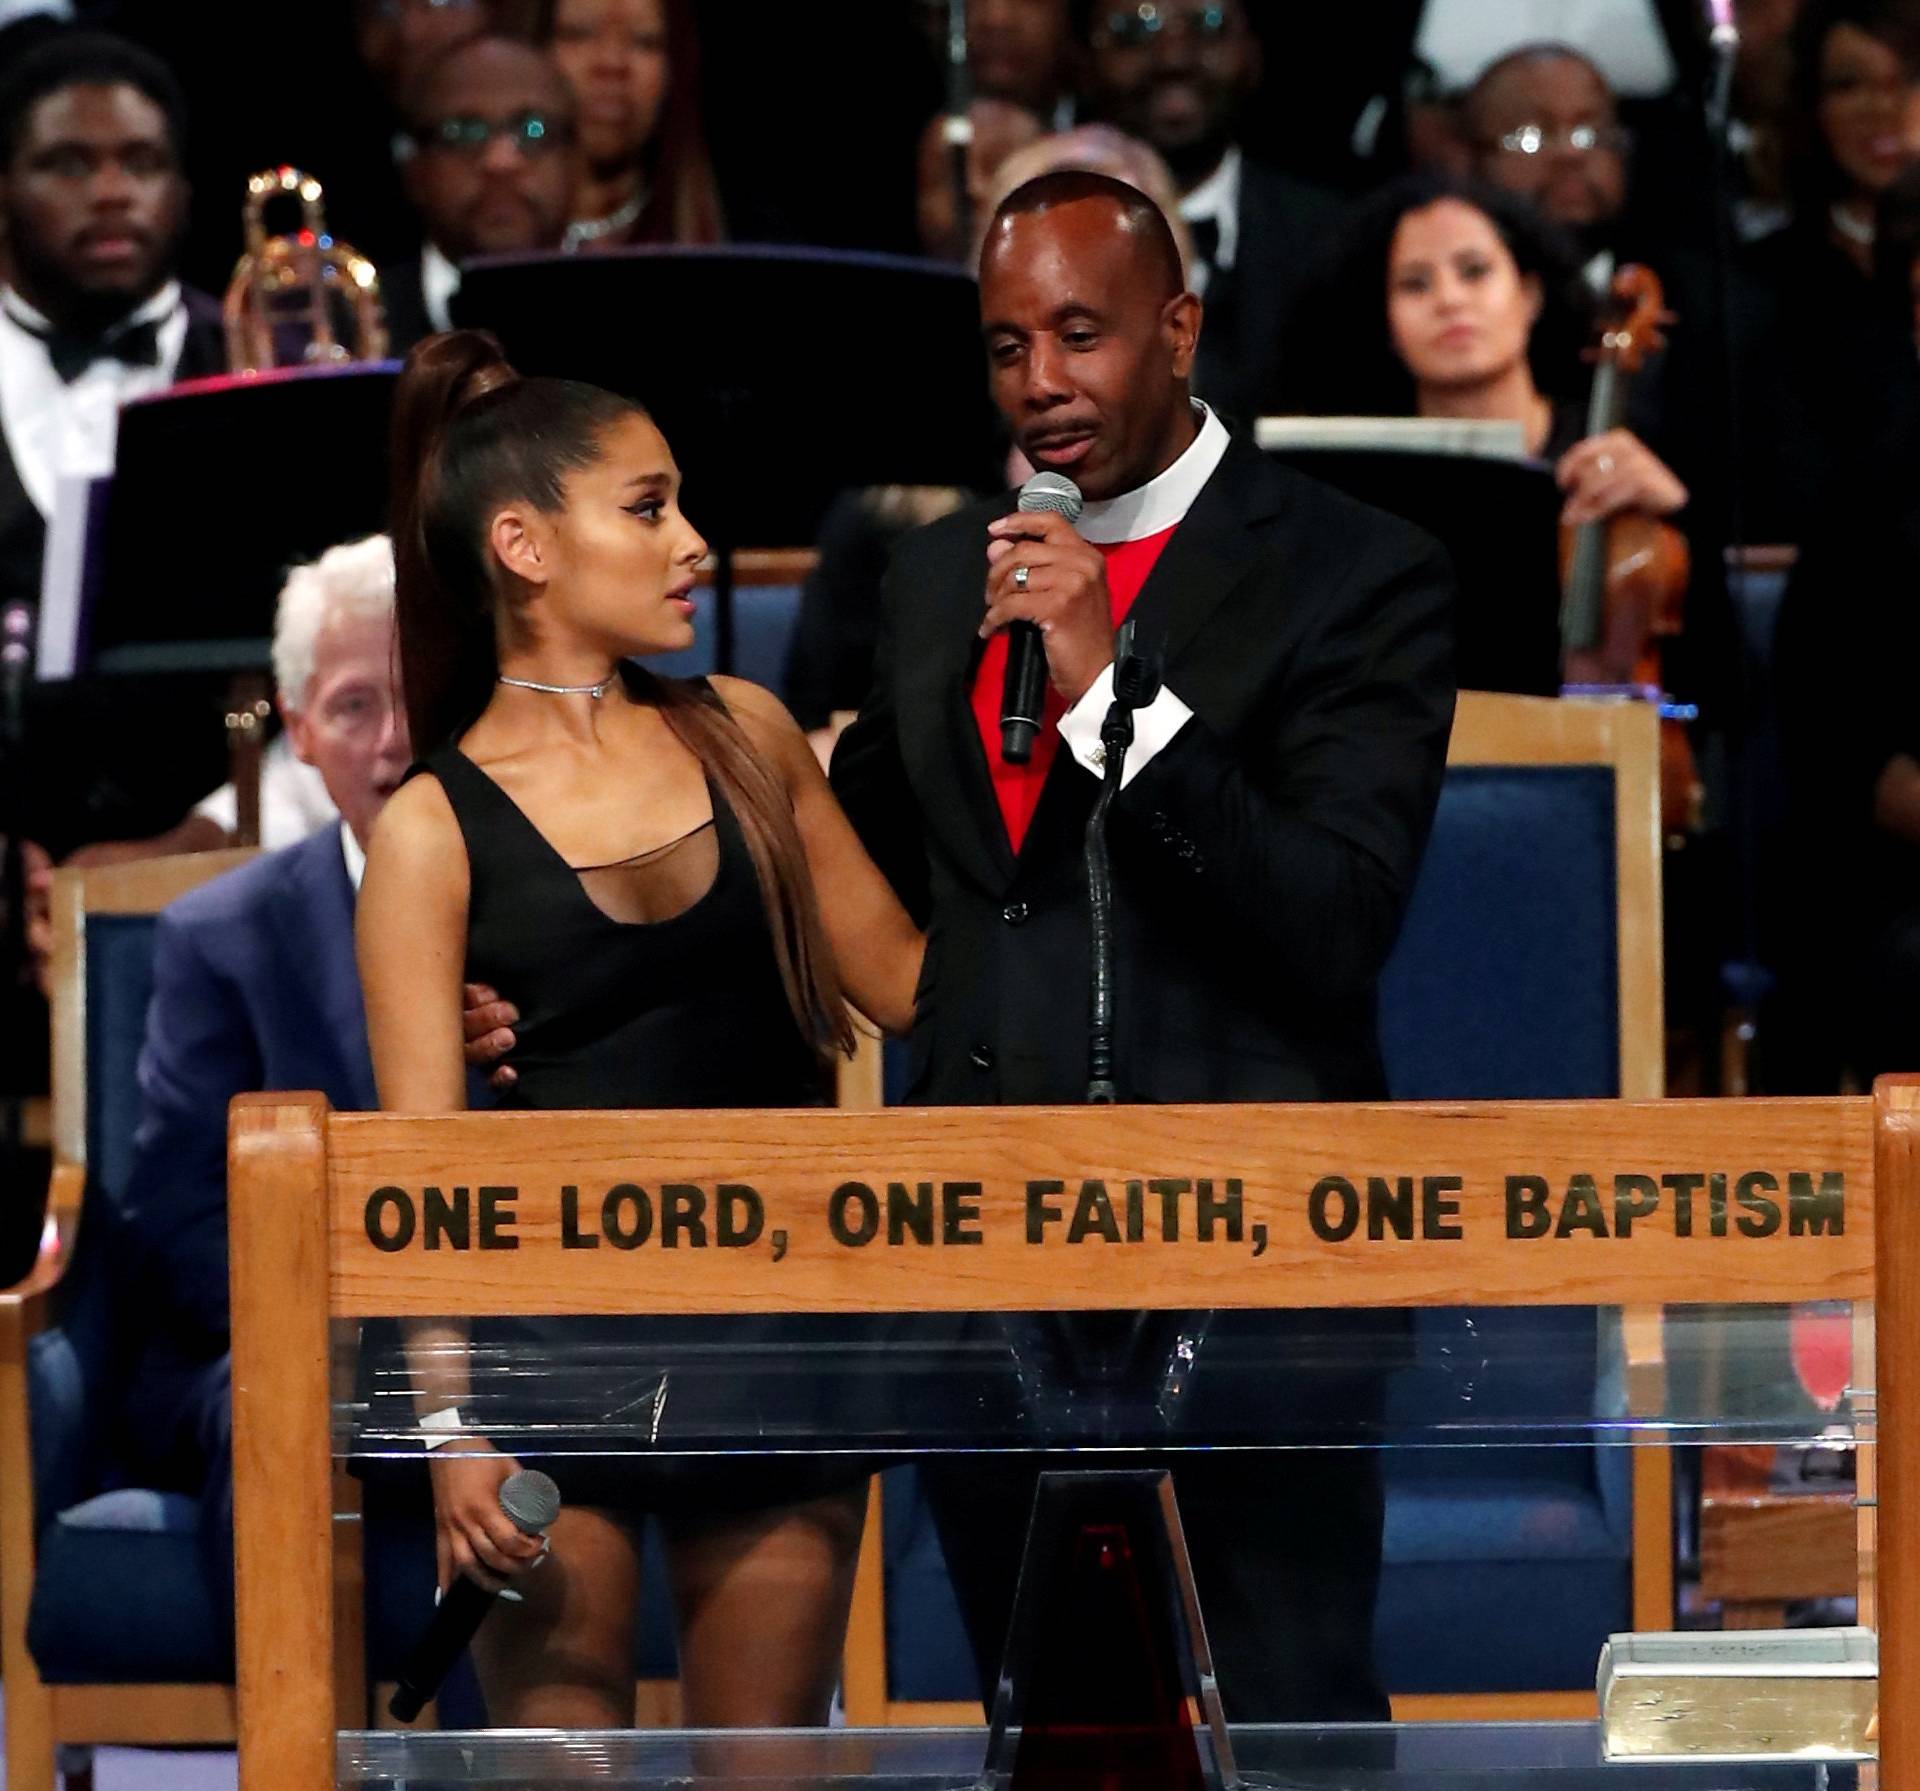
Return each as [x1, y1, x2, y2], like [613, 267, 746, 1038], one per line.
[110, 534, 407, 1655]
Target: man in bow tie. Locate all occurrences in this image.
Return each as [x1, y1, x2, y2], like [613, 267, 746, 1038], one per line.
[0, 32, 229, 1019]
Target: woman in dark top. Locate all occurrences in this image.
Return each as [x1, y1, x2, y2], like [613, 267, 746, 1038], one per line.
[358, 330, 920, 1729]
[1290, 173, 1690, 531]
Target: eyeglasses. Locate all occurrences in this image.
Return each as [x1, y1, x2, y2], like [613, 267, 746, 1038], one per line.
[1098, 3, 1230, 49]
[1493, 122, 1629, 157]
[417, 112, 575, 156]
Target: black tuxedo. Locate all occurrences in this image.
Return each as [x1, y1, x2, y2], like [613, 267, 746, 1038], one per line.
[1192, 160, 1347, 425]
[831, 432, 1455, 1719]
[1, 287, 229, 857]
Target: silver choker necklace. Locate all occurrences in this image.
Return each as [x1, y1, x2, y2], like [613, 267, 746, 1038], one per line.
[497, 672, 617, 697]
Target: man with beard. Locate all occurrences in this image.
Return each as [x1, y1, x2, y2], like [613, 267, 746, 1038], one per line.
[1462, 44, 1637, 282]
[0, 32, 228, 1009]
[1079, 0, 1344, 419]
[381, 35, 583, 351]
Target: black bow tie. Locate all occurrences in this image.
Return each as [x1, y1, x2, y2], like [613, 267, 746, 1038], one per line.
[37, 317, 164, 384]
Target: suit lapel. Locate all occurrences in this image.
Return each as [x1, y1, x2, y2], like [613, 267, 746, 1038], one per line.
[264, 829, 376, 1111]
[1124, 436, 1289, 686]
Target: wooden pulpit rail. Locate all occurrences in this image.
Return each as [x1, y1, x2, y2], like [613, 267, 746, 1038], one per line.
[226, 1087, 1917, 1789]
[314, 1096, 1873, 1316]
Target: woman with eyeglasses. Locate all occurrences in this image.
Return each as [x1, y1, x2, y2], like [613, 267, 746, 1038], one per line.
[535, 0, 724, 251]
[360, 330, 922, 1730]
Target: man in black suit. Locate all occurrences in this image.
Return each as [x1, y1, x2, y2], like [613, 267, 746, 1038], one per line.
[1078, 0, 1344, 420]
[829, 170, 1455, 1719]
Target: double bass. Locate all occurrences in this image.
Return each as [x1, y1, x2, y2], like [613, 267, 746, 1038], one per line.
[1558, 264, 1701, 836]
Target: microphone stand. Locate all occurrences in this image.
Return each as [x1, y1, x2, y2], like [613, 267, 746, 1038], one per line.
[1085, 624, 1159, 1105]
[0, 597, 34, 1216]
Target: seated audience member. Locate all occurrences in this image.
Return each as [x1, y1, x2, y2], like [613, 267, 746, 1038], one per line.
[383, 35, 583, 350]
[108, 535, 409, 1659]
[1459, 44, 1637, 275]
[966, 0, 1080, 125]
[915, 97, 1043, 264]
[539, 0, 724, 250]
[1295, 173, 1686, 522]
[193, 536, 402, 848]
[1078, 0, 1344, 418]
[1741, 0, 1920, 531]
[2, 32, 231, 995]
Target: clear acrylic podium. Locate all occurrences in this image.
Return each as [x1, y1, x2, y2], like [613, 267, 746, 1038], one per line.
[226, 1087, 1913, 1788]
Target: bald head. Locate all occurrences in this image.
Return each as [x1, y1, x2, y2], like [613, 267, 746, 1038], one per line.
[983, 170, 1186, 301]
[978, 179, 1201, 502]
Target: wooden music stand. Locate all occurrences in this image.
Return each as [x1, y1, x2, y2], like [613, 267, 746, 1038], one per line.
[227, 1088, 1910, 1786]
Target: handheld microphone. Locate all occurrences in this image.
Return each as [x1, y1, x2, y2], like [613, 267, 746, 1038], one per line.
[999, 471, 1085, 765]
[388, 1468, 561, 1722]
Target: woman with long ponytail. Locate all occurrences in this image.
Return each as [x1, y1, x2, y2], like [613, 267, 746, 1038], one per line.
[360, 330, 921, 1729]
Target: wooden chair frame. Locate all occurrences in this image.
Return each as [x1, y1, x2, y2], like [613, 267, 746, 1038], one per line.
[1, 851, 255, 1791]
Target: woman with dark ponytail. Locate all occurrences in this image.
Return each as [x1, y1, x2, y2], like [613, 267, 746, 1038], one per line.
[359, 330, 921, 1729]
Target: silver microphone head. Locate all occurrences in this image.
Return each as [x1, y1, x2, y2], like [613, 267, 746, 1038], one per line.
[498, 1468, 562, 1536]
[1017, 471, 1084, 523]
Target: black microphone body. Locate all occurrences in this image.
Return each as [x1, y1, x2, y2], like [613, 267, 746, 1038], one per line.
[388, 1468, 561, 1722]
[999, 472, 1085, 764]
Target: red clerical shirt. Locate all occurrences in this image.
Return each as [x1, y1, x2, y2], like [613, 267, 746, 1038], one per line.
[969, 523, 1178, 852]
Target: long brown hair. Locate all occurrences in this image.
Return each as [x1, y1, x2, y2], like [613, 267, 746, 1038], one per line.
[388, 329, 849, 1057]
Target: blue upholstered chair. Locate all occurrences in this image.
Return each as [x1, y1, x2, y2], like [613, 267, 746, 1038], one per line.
[1, 853, 255, 1791]
[1372, 692, 1669, 1711]
[0, 853, 494, 1790]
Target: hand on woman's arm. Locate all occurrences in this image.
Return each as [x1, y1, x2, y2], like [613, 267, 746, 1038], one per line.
[1556, 428, 1688, 527]
[714, 677, 925, 1038]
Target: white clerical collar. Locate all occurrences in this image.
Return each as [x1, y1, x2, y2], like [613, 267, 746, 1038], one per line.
[0, 278, 182, 339]
[421, 243, 461, 334]
[341, 820, 367, 891]
[1079, 402, 1231, 544]
[1178, 146, 1242, 274]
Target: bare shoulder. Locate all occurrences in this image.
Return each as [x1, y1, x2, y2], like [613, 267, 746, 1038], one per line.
[710, 679, 821, 790]
[362, 772, 465, 885]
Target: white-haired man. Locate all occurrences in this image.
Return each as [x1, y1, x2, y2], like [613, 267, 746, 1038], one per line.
[193, 531, 405, 848]
[106, 535, 408, 1665]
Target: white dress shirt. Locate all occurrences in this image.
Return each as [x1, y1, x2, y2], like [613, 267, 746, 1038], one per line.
[1415, 0, 1675, 97]
[341, 818, 366, 891]
[1178, 146, 1242, 299]
[420, 244, 461, 335]
[0, 281, 189, 519]
[1054, 401, 1231, 789]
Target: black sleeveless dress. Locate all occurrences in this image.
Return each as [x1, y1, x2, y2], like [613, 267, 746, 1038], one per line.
[423, 674, 856, 1512]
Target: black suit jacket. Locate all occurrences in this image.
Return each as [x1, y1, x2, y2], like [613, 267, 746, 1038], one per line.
[1192, 159, 1347, 425]
[831, 433, 1456, 1108]
[376, 254, 436, 358]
